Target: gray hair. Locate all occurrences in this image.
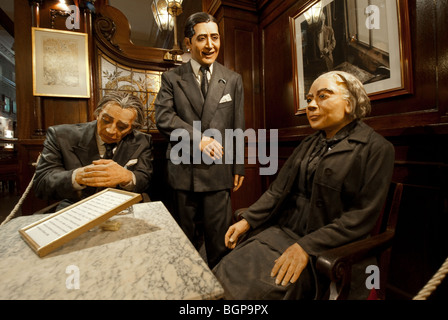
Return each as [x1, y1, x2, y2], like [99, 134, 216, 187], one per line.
[94, 91, 145, 129]
[318, 71, 371, 119]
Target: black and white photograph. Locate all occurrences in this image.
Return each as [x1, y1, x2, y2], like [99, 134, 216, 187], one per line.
[291, 0, 411, 113]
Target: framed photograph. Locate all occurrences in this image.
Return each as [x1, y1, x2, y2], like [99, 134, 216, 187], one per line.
[290, 0, 413, 114]
[32, 27, 90, 98]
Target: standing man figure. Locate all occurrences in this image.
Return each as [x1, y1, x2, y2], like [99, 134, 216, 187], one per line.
[155, 12, 245, 268]
[34, 92, 153, 211]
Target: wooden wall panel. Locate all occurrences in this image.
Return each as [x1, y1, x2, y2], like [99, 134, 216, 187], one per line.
[387, 182, 448, 299]
[256, 0, 448, 300]
[437, 0, 448, 122]
[11, 0, 448, 300]
[15, 0, 35, 140]
[262, 10, 299, 131]
[43, 99, 89, 128]
[234, 28, 258, 131]
[208, 2, 263, 209]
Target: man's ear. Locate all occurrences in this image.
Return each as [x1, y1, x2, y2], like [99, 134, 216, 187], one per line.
[184, 37, 191, 51]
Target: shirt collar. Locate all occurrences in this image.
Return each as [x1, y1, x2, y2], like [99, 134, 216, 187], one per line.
[319, 120, 358, 145]
[190, 59, 213, 78]
[95, 130, 104, 147]
[95, 131, 118, 153]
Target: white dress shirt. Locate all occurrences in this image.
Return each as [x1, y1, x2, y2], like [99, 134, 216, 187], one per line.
[72, 132, 135, 191]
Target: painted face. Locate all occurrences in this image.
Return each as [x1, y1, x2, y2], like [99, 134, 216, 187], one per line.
[185, 21, 220, 67]
[305, 76, 352, 139]
[96, 102, 136, 144]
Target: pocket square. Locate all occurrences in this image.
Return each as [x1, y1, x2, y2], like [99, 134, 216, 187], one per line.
[219, 94, 232, 103]
[125, 159, 138, 168]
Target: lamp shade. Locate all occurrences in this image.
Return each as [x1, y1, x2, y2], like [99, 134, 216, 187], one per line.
[304, 2, 323, 25]
[152, 0, 183, 31]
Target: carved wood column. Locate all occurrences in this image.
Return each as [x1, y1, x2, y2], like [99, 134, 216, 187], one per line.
[81, 0, 97, 120]
[28, 0, 45, 137]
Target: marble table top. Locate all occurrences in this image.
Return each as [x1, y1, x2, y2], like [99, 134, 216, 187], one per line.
[0, 201, 224, 300]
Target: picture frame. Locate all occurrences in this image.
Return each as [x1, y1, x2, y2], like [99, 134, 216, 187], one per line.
[32, 27, 90, 98]
[19, 188, 142, 257]
[290, 0, 413, 114]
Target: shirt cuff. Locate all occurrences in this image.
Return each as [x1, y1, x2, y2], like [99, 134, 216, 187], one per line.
[72, 168, 86, 191]
[119, 172, 136, 191]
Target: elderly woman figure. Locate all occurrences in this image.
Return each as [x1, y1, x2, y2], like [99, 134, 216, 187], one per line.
[213, 71, 395, 300]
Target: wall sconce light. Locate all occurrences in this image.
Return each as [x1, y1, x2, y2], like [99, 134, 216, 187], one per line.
[152, 0, 174, 31]
[304, 2, 323, 25]
[152, 0, 184, 63]
[57, 0, 69, 11]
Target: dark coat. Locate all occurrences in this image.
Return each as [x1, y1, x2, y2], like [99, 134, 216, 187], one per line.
[243, 120, 395, 255]
[33, 121, 153, 204]
[155, 61, 245, 192]
[229, 120, 395, 299]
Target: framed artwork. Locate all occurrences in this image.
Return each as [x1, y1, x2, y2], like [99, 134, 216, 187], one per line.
[290, 0, 413, 114]
[32, 27, 90, 98]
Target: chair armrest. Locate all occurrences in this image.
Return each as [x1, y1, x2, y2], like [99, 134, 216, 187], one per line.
[315, 230, 395, 299]
[316, 230, 395, 280]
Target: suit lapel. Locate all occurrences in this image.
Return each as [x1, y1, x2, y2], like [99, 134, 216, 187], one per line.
[72, 121, 100, 166]
[201, 62, 226, 130]
[113, 133, 139, 167]
[178, 63, 204, 118]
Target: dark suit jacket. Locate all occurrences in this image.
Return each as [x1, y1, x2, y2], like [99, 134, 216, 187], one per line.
[33, 121, 153, 204]
[155, 61, 245, 192]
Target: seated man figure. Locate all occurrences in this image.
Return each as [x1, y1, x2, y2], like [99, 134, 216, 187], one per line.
[213, 71, 395, 300]
[33, 91, 153, 211]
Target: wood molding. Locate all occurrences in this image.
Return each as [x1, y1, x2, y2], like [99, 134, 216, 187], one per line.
[205, 0, 258, 15]
[93, 3, 178, 69]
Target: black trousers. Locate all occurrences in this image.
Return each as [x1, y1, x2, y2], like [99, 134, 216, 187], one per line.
[173, 189, 232, 269]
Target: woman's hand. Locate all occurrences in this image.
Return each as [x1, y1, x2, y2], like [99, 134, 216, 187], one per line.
[224, 219, 250, 249]
[271, 243, 309, 286]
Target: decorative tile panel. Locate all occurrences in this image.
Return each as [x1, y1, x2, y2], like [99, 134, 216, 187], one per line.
[98, 52, 162, 131]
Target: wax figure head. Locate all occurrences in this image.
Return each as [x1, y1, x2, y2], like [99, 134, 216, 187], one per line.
[184, 12, 220, 67]
[93, 92, 145, 144]
[306, 71, 371, 138]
